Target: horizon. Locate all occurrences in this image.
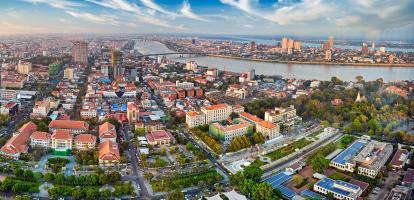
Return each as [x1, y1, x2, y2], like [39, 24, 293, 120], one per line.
[0, 0, 413, 40]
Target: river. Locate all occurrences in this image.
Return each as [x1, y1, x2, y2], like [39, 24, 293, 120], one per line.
[134, 40, 414, 82]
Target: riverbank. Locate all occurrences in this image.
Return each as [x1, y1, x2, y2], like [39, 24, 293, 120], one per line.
[206, 54, 414, 68]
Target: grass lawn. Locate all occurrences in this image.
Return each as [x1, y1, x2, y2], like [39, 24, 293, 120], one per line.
[266, 138, 313, 161]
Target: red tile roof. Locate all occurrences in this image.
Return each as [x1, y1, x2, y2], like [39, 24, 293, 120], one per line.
[258, 121, 278, 129]
[99, 122, 117, 139]
[391, 149, 409, 167]
[99, 140, 120, 161]
[30, 131, 50, 141]
[49, 120, 88, 130]
[240, 112, 263, 123]
[403, 168, 414, 184]
[0, 121, 37, 155]
[145, 130, 173, 143]
[75, 134, 96, 143]
[51, 130, 71, 140]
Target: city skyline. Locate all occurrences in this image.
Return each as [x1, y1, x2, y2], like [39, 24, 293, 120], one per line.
[0, 0, 413, 40]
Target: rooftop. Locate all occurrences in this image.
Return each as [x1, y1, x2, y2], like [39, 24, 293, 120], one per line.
[315, 178, 361, 198]
[332, 139, 367, 165]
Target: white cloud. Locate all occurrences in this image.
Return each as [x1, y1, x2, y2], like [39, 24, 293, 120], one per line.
[264, 0, 332, 25]
[66, 11, 120, 26]
[20, 0, 82, 10]
[180, 0, 209, 22]
[336, 16, 360, 26]
[85, 0, 140, 13]
[140, 0, 174, 16]
[219, 0, 256, 15]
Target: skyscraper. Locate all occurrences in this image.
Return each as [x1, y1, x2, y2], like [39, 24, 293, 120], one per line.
[281, 37, 288, 51]
[72, 41, 88, 64]
[293, 41, 301, 51]
[361, 43, 369, 57]
[371, 42, 375, 51]
[111, 49, 123, 78]
[325, 50, 332, 61]
[328, 36, 334, 49]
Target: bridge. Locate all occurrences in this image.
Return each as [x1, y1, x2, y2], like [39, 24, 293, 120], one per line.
[138, 52, 205, 57]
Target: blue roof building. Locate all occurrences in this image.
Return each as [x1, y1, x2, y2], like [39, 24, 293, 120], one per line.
[313, 178, 362, 200]
[330, 139, 367, 172]
[265, 172, 297, 199]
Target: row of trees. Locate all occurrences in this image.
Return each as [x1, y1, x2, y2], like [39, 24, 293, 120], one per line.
[44, 171, 121, 186]
[193, 126, 223, 154]
[48, 182, 136, 199]
[227, 132, 266, 152]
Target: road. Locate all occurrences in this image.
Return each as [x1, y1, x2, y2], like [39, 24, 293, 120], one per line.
[262, 131, 343, 178]
[120, 123, 150, 199]
[148, 81, 231, 180]
[1, 68, 64, 135]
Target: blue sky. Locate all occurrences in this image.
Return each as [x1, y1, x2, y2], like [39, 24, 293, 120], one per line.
[0, 0, 413, 40]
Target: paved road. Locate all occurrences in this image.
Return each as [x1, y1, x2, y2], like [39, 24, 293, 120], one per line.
[262, 131, 343, 178]
[1, 69, 64, 135]
[121, 124, 150, 199]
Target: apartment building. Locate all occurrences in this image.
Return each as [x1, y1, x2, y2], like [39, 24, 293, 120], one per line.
[264, 105, 301, 129]
[74, 134, 97, 150]
[256, 121, 280, 140]
[51, 130, 73, 155]
[30, 131, 51, 148]
[353, 140, 393, 178]
[209, 118, 253, 141]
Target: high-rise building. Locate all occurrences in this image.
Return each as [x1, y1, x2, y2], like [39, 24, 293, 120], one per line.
[329, 36, 334, 49]
[110, 49, 122, 78]
[325, 50, 332, 61]
[250, 41, 256, 51]
[72, 41, 88, 64]
[371, 42, 375, 51]
[287, 39, 294, 50]
[293, 41, 301, 51]
[322, 42, 330, 51]
[186, 61, 197, 71]
[17, 60, 32, 74]
[247, 69, 255, 81]
[380, 46, 386, 53]
[64, 67, 74, 80]
[361, 43, 369, 57]
[281, 37, 288, 50]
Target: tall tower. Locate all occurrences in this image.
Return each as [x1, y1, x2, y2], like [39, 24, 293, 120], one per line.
[328, 36, 334, 49]
[361, 43, 369, 57]
[72, 41, 88, 64]
[110, 49, 122, 79]
[281, 37, 288, 51]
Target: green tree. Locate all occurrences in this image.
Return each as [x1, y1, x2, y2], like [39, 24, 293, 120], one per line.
[252, 182, 274, 200]
[167, 189, 184, 200]
[243, 166, 263, 182]
[44, 172, 54, 182]
[101, 189, 112, 199]
[253, 132, 265, 144]
[85, 187, 100, 200]
[72, 188, 85, 200]
[55, 173, 65, 185]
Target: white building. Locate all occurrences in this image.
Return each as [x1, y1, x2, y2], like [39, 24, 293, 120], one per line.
[256, 121, 280, 140]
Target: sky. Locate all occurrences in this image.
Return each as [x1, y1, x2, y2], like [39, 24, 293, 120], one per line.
[0, 0, 413, 40]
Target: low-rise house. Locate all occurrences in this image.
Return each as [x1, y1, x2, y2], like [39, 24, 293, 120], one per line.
[0, 121, 37, 159]
[99, 140, 120, 165]
[145, 130, 174, 146]
[30, 131, 51, 148]
[74, 134, 96, 150]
